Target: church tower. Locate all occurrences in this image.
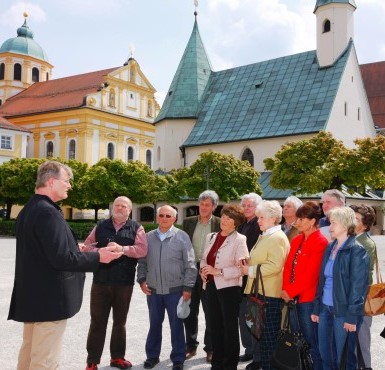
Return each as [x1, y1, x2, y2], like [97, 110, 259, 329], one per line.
[0, 13, 53, 105]
[154, 11, 212, 171]
[314, 0, 357, 67]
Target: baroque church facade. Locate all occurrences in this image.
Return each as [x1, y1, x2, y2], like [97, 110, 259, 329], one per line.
[0, 14, 158, 167]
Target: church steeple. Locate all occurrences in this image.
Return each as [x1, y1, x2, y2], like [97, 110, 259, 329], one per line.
[314, 0, 357, 67]
[314, 0, 356, 13]
[154, 14, 212, 123]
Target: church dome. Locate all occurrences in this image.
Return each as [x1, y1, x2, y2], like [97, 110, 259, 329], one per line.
[0, 16, 49, 62]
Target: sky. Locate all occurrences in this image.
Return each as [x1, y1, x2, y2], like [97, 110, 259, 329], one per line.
[1, 0, 385, 105]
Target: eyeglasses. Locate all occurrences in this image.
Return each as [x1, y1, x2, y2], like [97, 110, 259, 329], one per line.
[159, 214, 173, 218]
[54, 177, 71, 184]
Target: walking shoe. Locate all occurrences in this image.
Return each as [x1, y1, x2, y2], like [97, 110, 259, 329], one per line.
[172, 361, 184, 370]
[143, 358, 160, 369]
[239, 353, 253, 362]
[185, 348, 197, 359]
[246, 361, 261, 370]
[110, 358, 132, 369]
[85, 363, 98, 370]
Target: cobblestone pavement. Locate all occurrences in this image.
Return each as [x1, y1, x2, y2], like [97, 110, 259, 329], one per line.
[1, 237, 385, 369]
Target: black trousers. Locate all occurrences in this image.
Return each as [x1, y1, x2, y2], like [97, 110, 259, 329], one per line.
[183, 263, 212, 352]
[86, 283, 133, 363]
[206, 281, 242, 370]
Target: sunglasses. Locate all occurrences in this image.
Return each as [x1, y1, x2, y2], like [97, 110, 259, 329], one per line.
[159, 214, 173, 218]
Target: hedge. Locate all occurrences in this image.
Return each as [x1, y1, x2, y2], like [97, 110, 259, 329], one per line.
[0, 220, 181, 239]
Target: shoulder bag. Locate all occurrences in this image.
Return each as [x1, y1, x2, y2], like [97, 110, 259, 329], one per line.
[339, 332, 372, 370]
[244, 264, 267, 339]
[270, 301, 313, 370]
[364, 244, 385, 316]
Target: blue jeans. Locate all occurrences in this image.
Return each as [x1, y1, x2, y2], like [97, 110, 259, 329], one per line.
[289, 302, 322, 370]
[145, 292, 186, 363]
[318, 304, 363, 370]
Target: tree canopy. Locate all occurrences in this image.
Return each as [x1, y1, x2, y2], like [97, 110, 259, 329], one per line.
[264, 131, 385, 195]
[176, 151, 261, 201]
[0, 158, 44, 219]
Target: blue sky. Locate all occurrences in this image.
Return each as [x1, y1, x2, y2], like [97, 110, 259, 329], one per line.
[1, 0, 385, 105]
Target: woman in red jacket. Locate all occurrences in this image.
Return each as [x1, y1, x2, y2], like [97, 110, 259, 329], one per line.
[281, 201, 328, 370]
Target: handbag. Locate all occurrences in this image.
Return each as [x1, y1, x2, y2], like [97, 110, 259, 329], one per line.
[244, 264, 267, 339]
[339, 332, 372, 370]
[270, 301, 313, 370]
[364, 245, 385, 316]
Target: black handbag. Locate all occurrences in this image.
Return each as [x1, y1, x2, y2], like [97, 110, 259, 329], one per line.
[244, 264, 267, 340]
[339, 332, 372, 370]
[270, 301, 313, 370]
[381, 326, 385, 339]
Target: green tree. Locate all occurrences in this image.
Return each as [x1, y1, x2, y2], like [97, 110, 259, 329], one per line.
[61, 159, 89, 214]
[264, 131, 385, 194]
[337, 135, 385, 192]
[264, 131, 346, 194]
[80, 159, 157, 221]
[177, 151, 261, 201]
[0, 158, 44, 219]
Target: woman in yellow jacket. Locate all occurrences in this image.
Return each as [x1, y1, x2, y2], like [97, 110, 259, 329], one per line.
[241, 200, 290, 370]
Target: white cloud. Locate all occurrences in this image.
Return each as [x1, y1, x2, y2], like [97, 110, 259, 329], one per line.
[52, 0, 125, 16]
[0, 2, 46, 28]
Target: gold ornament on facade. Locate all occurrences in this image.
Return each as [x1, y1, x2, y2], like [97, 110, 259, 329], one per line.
[87, 97, 96, 106]
[66, 129, 78, 138]
[126, 136, 137, 144]
[43, 132, 55, 140]
[105, 133, 118, 140]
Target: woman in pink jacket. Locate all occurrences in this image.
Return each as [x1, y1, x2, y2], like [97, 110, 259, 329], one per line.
[200, 204, 249, 370]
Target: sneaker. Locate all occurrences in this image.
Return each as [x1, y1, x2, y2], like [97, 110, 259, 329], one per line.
[85, 363, 98, 370]
[110, 358, 132, 369]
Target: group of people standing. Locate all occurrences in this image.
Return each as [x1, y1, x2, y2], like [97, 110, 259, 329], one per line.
[7, 160, 381, 370]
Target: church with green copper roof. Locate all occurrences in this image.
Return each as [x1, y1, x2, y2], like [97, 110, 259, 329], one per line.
[154, 0, 375, 172]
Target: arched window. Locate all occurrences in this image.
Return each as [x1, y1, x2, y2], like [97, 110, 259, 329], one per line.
[127, 146, 134, 161]
[46, 72, 49, 81]
[109, 89, 116, 107]
[46, 141, 54, 158]
[146, 149, 152, 167]
[14, 63, 22, 81]
[241, 148, 254, 167]
[0, 63, 5, 80]
[32, 67, 39, 82]
[107, 143, 115, 159]
[68, 139, 76, 159]
[323, 19, 331, 33]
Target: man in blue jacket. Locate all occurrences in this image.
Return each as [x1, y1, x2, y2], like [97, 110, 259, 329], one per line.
[8, 160, 122, 370]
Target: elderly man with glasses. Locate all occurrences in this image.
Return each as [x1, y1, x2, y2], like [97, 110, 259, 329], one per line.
[137, 205, 197, 370]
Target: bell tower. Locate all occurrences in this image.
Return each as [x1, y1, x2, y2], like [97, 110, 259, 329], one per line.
[314, 0, 357, 68]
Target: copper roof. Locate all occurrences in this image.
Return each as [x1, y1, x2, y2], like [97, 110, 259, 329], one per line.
[0, 116, 30, 132]
[0, 67, 117, 117]
[360, 61, 385, 129]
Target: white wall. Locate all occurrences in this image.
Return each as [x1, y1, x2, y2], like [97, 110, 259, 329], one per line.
[184, 134, 314, 172]
[326, 47, 376, 146]
[154, 118, 196, 170]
